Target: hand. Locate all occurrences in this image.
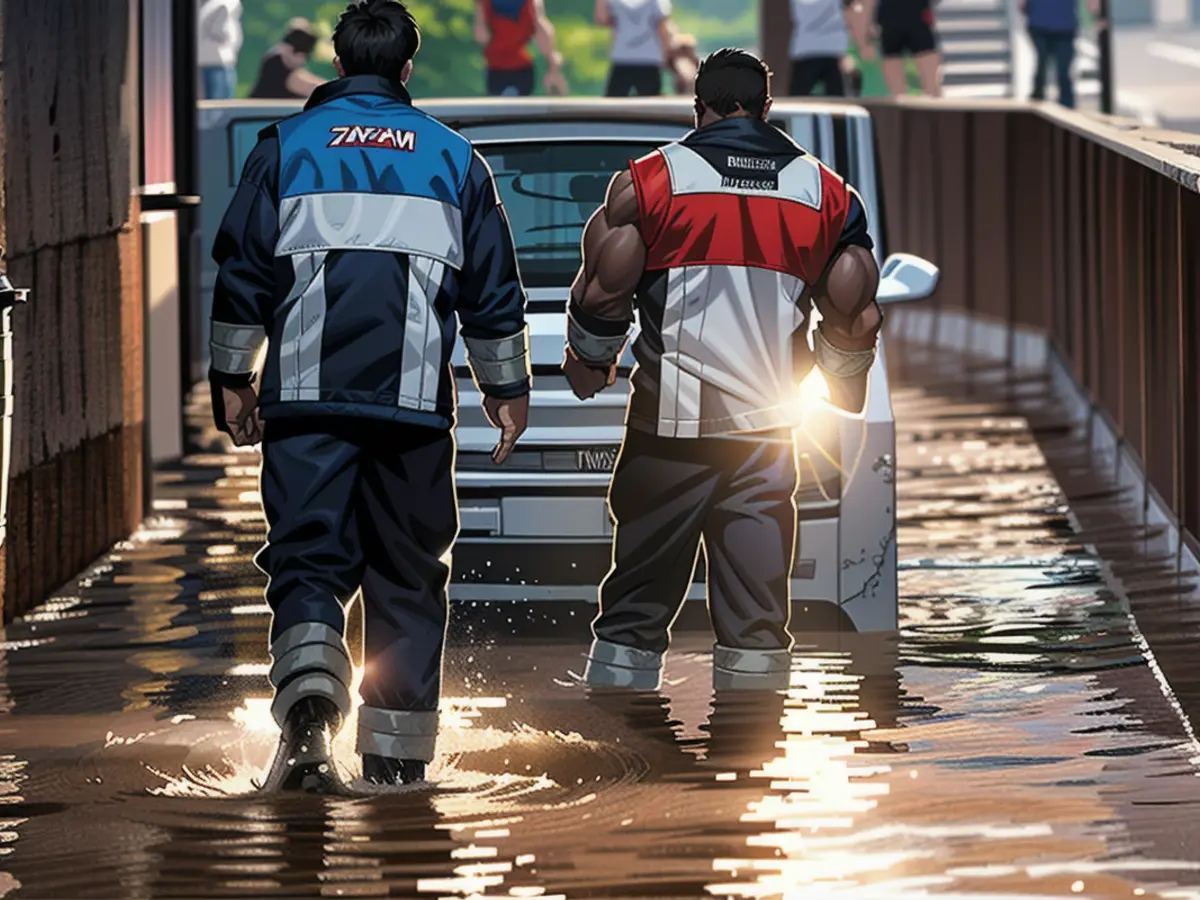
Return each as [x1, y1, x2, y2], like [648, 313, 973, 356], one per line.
[544, 67, 569, 96]
[858, 44, 877, 63]
[482, 394, 529, 464]
[562, 349, 616, 400]
[222, 385, 262, 446]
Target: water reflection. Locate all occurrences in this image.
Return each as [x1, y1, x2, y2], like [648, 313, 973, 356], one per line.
[707, 656, 897, 897]
[0, 623, 22, 899]
[0, 754, 25, 898]
[4, 349, 1200, 896]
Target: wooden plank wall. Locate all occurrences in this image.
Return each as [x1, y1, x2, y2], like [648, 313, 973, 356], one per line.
[869, 100, 1200, 547]
[0, 0, 143, 622]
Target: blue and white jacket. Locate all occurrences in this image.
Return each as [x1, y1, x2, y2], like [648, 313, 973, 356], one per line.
[209, 75, 530, 431]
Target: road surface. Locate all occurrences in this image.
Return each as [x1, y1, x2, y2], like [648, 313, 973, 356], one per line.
[1, 334, 1200, 898]
[1112, 27, 1200, 132]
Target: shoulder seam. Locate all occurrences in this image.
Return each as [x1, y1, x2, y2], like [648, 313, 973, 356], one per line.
[407, 107, 473, 195]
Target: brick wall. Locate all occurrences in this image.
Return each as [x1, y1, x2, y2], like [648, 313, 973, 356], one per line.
[0, 0, 143, 622]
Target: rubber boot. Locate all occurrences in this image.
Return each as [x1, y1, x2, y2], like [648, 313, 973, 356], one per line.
[261, 696, 349, 795]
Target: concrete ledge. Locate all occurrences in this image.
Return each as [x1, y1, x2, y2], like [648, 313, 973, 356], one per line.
[886, 305, 1200, 584]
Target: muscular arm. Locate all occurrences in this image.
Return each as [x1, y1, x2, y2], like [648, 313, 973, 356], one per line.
[565, 170, 645, 366]
[812, 246, 881, 350]
[810, 244, 882, 413]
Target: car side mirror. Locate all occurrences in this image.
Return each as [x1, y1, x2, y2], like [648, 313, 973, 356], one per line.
[876, 253, 940, 304]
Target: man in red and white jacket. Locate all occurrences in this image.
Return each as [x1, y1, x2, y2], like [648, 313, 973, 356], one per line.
[562, 48, 881, 692]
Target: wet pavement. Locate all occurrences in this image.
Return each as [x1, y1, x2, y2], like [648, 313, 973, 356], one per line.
[3, 340, 1200, 899]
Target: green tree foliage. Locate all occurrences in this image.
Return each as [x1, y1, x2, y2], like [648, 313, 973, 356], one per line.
[233, 1, 906, 99]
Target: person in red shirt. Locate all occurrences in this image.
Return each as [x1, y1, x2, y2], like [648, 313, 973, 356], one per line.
[474, 0, 568, 96]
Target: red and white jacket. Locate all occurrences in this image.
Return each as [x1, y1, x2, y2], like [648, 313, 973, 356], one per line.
[621, 117, 872, 438]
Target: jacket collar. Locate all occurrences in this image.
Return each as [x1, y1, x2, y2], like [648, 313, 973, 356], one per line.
[304, 75, 412, 110]
[682, 116, 805, 155]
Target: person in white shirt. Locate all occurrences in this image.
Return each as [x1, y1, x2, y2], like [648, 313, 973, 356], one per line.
[788, 0, 871, 96]
[197, 0, 243, 100]
[595, 0, 674, 97]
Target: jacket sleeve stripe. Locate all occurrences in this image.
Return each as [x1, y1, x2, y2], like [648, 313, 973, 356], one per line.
[463, 329, 532, 388]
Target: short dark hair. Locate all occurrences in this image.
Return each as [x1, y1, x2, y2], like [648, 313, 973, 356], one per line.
[284, 18, 318, 55]
[333, 0, 421, 82]
[695, 48, 771, 118]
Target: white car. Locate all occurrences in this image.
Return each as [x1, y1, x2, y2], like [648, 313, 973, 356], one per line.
[196, 97, 938, 634]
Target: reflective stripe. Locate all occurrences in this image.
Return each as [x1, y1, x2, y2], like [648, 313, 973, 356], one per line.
[399, 256, 447, 411]
[271, 621, 345, 658]
[712, 645, 792, 692]
[212, 322, 266, 349]
[270, 671, 352, 726]
[584, 640, 664, 690]
[210, 344, 261, 375]
[210, 322, 267, 375]
[268, 622, 353, 714]
[587, 638, 662, 670]
[278, 252, 328, 403]
[657, 267, 703, 439]
[276, 192, 465, 270]
[659, 143, 823, 208]
[463, 330, 531, 387]
[269, 641, 353, 690]
[567, 312, 629, 365]
[356, 707, 439, 762]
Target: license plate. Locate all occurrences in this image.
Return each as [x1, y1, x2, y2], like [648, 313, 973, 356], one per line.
[576, 447, 619, 472]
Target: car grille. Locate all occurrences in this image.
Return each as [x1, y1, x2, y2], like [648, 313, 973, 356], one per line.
[456, 447, 622, 473]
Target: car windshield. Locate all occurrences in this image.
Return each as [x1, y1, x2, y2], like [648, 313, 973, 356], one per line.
[476, 140, 666, 288]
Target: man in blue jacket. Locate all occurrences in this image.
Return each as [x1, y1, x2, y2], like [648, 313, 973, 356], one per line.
[209, 0, 531, 794]
[1020, 0, 1102, 108]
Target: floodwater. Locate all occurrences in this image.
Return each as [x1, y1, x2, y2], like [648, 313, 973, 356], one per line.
[3, 342, 1200, 899]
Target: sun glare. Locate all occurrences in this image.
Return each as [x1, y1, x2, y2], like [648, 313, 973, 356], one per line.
[793, 369, 832, 422]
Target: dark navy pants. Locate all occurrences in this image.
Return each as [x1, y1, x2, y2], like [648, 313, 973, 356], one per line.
[586, 428, 797, 691]
[256, 417, 457, 762]
[1029, 28, 1076, 109]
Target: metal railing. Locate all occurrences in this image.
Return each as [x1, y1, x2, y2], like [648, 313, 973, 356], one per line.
[864, 97, 1200, 554]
